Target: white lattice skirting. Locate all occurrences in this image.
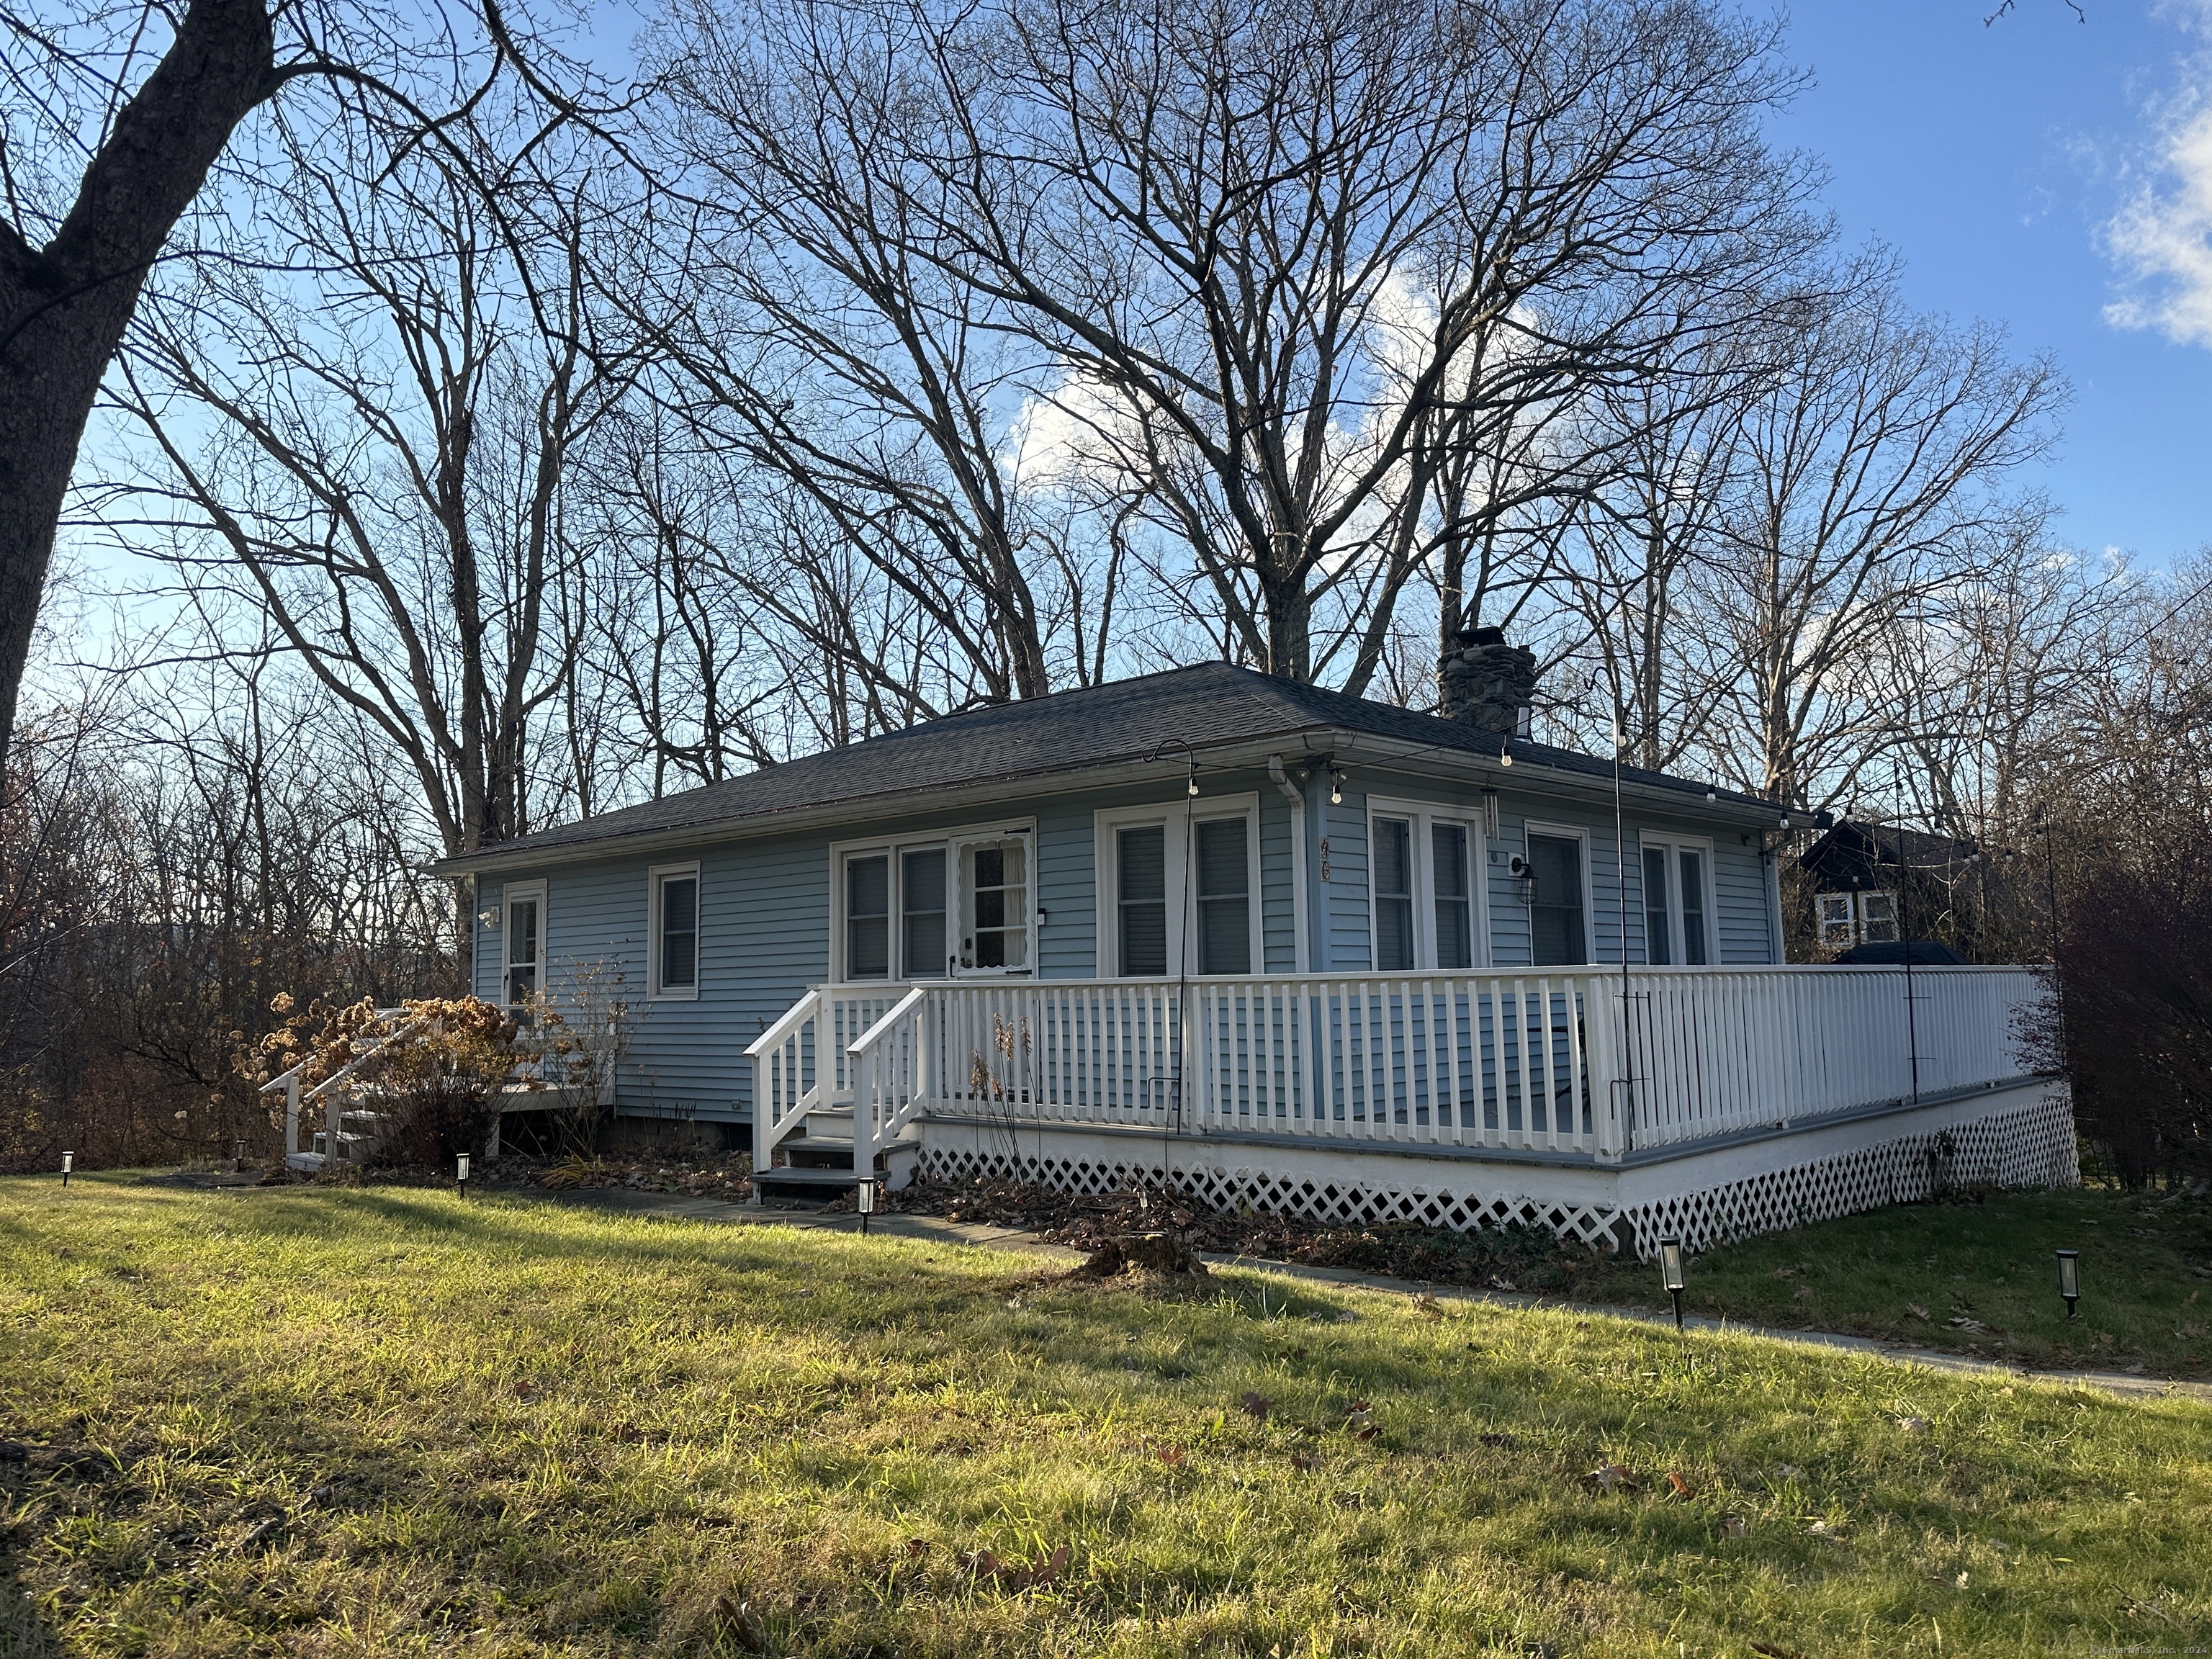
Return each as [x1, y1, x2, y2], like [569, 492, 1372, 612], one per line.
[911, 1078, 2077, 1259]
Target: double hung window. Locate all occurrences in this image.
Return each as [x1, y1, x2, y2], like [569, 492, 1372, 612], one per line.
[1095, 796, 1260, 976]
[1526, 832, 1588, 966]
[902, 849, 948, 978]
[835, 823, 1033, 981]
[1194, 818, 1251, 974]
[1432, 823, 1475, 969]
[502, 882, 544, 1006]
[1638, 837, 1713, 966]
[1817, 889, 1897, 949]
[1367, 799, 1485, 971]
[1117, 826, 1169, 974]
[649, 865, 700, 997]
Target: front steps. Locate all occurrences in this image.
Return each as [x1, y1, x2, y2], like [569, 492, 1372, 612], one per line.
[754, 1106, 917, 1206]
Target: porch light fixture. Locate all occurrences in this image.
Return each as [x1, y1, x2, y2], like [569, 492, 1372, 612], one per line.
[1329, 767, 1346, 805]
[2055, 1249, 2080, 1318]
[457, 1154, 470, 1200]
[477, 907, 500, 930]
[1658, 1238, 1687, 1330]
[857, 1177, 876, 1236]
[60, 1150, 73, 1188]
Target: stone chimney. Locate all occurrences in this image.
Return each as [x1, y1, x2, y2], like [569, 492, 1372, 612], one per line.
[1438, 625, 1536, 736]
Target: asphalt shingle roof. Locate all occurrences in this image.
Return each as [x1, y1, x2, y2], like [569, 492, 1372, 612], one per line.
[438, 662, 1777, 871]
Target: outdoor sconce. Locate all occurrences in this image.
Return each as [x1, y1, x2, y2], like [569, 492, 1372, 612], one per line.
[1658, 1238, 1687, 1330]
[60, 1150, 73, 1189]
[1508, 852, 1537, 907]
[477, 908, 500, 930]
[857, 1177, 876, 1236]
[457, 1154, 471, 1200]
[2056, 1249, 2080, 1318]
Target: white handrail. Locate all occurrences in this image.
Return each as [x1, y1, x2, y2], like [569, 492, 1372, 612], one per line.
[256, 1010, 420, 1164]
[848, 985, 930, 1179]
[762, 965, 2048, 1164]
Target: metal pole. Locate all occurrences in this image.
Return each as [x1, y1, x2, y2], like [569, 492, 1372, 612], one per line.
[1895, 757, 1919, 1105]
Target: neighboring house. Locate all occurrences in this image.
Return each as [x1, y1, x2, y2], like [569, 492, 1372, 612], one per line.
[1799, 821, 1984, 953]
[424, 634, 2074, 1254]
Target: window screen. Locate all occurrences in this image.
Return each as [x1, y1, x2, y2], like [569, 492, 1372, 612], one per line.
[1678, 850, 1708, 965]
[845, 855, 889, 979]
[1642, 846, 1671, 965]
[1432, 822, 1473, 970]
[1859, 891, 1899, 944]
[968, 842, 1028, 968]
[1195, 817, 1250, 974]
[505, 895, 540, 1004]
[657, 874, 698, 991]
[1373, 817, 1413, 971]
[1118, 825, 1168, 976]
[902, 849, 947, 978]
[1528, 834, 1586, 966]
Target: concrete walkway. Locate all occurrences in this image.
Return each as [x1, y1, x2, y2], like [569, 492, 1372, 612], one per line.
[531, 1185, 2212, 1406]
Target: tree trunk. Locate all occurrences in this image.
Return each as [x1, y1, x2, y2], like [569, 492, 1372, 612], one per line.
[0, 0, 276, 773]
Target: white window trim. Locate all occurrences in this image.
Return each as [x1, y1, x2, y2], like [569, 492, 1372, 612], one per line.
[1364, 794, 1490, 971]
[1521, 821, 1601, 967]
[501, 880, 546, 1006]
[646, 861, 701, 1001]
[1637, 832, 1717, 966]
[829, 818, 1037, 984]
[1094, 793, 1264, 977]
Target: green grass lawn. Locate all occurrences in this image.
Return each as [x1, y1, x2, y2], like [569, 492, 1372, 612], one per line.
[1563, 1187, 2212, 1379]
[3, 1177, 2208, 1658]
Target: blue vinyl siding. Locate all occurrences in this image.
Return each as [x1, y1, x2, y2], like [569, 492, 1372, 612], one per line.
[467, 758, 1776, 1127]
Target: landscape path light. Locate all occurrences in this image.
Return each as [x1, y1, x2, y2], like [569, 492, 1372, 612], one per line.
[457, 1154, 471, 1201]
[2056, 1249, 2080, 1319]
[1658, 1238, 1686, 1331]
[60, 1150, 73, 1189]
[857, 1176, 876, 1237]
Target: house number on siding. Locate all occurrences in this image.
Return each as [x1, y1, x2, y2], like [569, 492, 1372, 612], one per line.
[1319, 837, 1331, 882]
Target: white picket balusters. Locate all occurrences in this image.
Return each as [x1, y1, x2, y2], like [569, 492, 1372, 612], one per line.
[757, 964, 2049, 1166]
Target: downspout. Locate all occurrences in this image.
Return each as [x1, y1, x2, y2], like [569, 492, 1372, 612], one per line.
[1268, 755, 1310, 974]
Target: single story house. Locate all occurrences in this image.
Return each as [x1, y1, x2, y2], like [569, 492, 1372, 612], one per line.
[424, 636, 2074, 1253]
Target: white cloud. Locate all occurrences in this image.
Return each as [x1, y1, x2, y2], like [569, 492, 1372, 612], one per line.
[2105, 83, 2212, 345]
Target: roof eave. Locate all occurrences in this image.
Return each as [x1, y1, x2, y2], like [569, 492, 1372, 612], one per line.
[428, 719, 1813, 880]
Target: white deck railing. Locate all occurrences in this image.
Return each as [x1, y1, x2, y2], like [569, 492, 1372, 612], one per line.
[748, 964, 2049, 1172]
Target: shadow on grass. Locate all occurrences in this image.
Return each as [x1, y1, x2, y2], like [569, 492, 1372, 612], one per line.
[0, 1555, 66, 1659]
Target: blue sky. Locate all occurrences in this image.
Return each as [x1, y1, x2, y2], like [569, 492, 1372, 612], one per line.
[1771, 1, 2212, 570]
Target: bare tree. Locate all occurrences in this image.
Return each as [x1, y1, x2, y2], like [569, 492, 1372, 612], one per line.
[1694, 266, 2064, 807]
[112, 105, 634, 860]
[696, 0, 1818, 689]
[631, 7, 1082, 707]
[0, 0, 549, 774]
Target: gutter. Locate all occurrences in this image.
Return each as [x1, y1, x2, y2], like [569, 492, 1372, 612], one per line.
[432, 721, 1814, 880]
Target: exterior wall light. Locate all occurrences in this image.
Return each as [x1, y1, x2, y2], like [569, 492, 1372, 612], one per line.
[61, 1150, 73, 1188]
[1658, 1238, 1687, 1330]
[478, 908, 501, 930]
[2056, 1249, 2080, 1318]
[457, 1153, 471, 1200]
